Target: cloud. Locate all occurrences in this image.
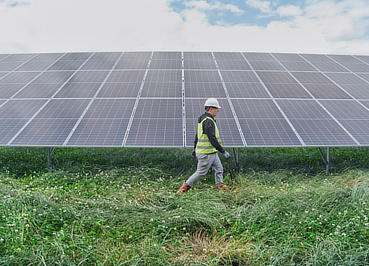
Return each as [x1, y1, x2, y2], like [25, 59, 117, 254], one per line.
[0, 0, 368, 55]
[276, 5, 302, 17]
[245, 0, 273, 15]
[184, 1, 244, 15]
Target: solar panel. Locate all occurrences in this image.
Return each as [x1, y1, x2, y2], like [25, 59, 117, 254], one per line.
[96, 70, 146, 98]
[125, 99, 183, 147]
[0, 99, 47, 118]
[355, 56, 369, 65]
[214, 52, 251, 70]
[0, 72, 41, 98]
[0, 54, 37, 71]
[358, 74, 369, 83]
[277, 99, 357, 146]
[291, 72, 351, 99]
[15, 53, 64, 72]
[66, 99, 135, 146]
[328, 55, 369, 73]
[300, 54, 349, 72]
[48, 53, 92, 71]
[55, 71, 109, 98]
[142, 68, 182, 98]
[244, 53, 285, 71]
[15, 71, 74, 98]
[150, 52, 182, 69]
[1, 51, 369, 148]
[114, 52, 151, 70]
[257, 72, 312, 98]
[272, 53, 317, 71]
[184, 52, 216, 69]
[80, 52, 121, 70]
[231, 99, 301, 146]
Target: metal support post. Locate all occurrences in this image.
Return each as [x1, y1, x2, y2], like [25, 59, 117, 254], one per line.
[47, 147, 55, 169]
[140, 148, 143, 166]
[318, 147, 330, 172]
[232, 148, 240, 172]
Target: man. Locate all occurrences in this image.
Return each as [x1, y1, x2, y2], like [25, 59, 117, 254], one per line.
[177, 98, 231, 194]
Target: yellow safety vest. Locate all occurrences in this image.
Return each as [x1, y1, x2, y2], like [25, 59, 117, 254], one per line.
[195, 117, 223, 154]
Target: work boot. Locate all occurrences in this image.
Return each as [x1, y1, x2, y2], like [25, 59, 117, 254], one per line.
[177, 182, 191, 194]
[216, 183, 227, 192]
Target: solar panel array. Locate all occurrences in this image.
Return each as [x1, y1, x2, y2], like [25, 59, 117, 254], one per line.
[1, 51, 369, 147]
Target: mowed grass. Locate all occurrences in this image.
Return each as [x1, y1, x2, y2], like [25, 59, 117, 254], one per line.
[0, 147, 369, 265]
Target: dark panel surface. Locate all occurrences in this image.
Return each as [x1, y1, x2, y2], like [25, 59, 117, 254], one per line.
[0, 99, 47, 118]
[80, 52, 121, 70]
[126, 118, 183, 147]
[67, 118, 129, 146]
[238, 118, 301, 146]
[97, 70, 145, 98]
[277, 99, 357, 145]
[291, 72, 351, 99]
[0, 119, 30, 144]
[83, 99, 135, 118]
[15, 53, 63, 71]
[35, 99, 90, 118]
[15, 71, 74, 98]
[11, 118, 78, 146]
[48, 53, 92, 70]
[257, 72, 312, 98]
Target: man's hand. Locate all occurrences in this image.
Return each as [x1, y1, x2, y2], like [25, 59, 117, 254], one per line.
[191, 150, 197, 159]
[222, 151, 231, 159]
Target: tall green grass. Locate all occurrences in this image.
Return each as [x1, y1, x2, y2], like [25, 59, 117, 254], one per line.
[0, 147, 369, 265]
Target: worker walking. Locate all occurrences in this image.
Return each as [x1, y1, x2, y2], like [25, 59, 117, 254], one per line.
[177, 98, 230, 194]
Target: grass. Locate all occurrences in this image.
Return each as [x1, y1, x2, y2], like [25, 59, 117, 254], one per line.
[0, 146, 369, 265]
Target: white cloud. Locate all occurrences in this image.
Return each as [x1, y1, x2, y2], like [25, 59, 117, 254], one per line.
[185, 1, 244, 15]
[245, 0, 273, 14]
[276, 5, 302, 17]
[0, 0, 368, 55]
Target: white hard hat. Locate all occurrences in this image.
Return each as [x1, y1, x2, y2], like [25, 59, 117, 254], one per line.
[204, 98, 221, 109]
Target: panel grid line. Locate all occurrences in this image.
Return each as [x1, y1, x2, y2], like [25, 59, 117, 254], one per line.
[353, 55, 369, 69]
[323, 55, 369, 113]
[10, 54, 66, 100]
[122, 52, 154, 146]
[212, 52, 247, 147]
[7, 53, 95, 145]
[272, 53, 361, 146]
[2, 51, 369, 147]
[242, 53, 305, 146]
[63, 52, 124, 145]
[182, 51, 186, 147]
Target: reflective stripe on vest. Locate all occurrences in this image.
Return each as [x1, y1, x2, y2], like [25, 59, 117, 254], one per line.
[195, 117, 223, 154]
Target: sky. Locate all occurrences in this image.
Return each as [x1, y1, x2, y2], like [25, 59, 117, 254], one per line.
[0, 0, 369, 55]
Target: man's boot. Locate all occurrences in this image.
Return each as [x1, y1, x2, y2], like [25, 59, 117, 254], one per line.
[177, 182, 191, 194]
[216, 183, 227, 192]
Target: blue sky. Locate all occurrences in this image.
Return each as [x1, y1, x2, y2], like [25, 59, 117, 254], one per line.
[0, 0, 368, 55]
[170, 0, 307, 27]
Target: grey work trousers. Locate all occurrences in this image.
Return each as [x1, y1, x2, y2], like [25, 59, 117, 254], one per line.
[186, 152, 224, 187]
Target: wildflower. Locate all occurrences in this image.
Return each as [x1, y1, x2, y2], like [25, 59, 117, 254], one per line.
[0, 239, 4, 242]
